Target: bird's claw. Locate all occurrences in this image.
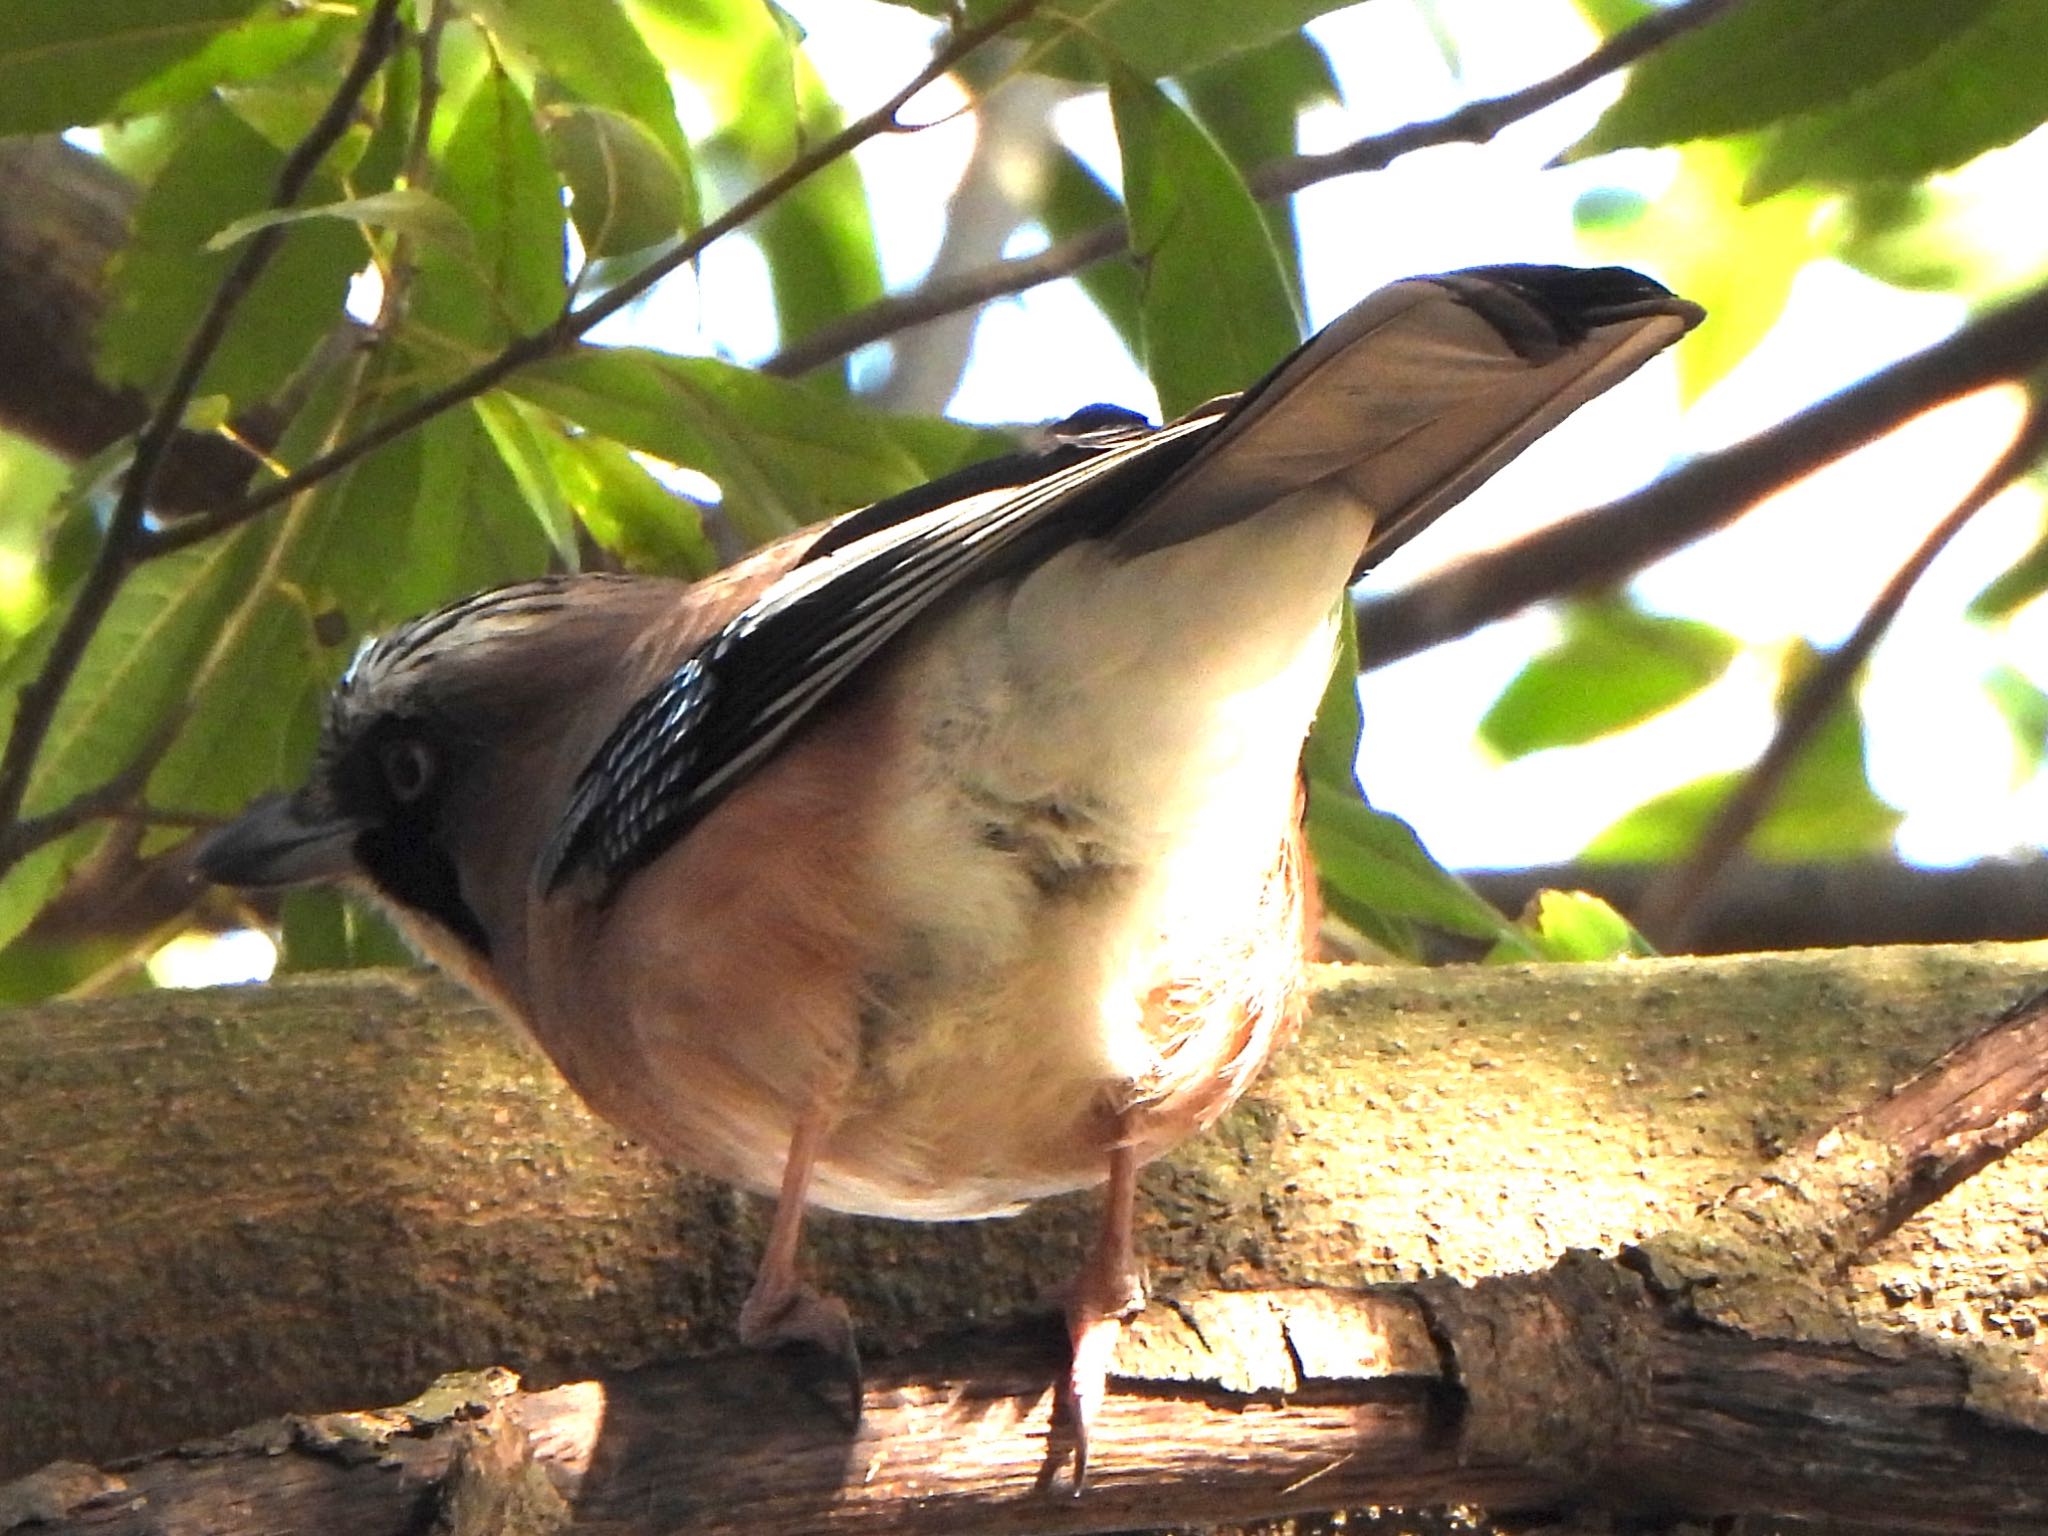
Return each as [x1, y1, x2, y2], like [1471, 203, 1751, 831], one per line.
[1059, 1271, 1145, 1488]
[740, 1283, 864, 1424]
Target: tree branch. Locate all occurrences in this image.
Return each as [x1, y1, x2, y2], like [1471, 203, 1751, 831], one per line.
[5, 948, 2046, 1482]
[1356, 275, 2048, 667]
[10, 1276, 2047, 1536]
[761, 0, 1749, 379]
[10, 943, 2048, 1533]
[0, 0, 404, 869]
[1461, 856, 2048, 956]
[0, 139, 280, 510]
[1635, 398, 2048, 947]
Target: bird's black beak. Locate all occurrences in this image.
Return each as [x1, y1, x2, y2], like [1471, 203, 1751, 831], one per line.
[196, 792, 363, 888]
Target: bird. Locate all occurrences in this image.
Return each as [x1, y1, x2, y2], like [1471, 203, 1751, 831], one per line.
[198, 263, 1701, 1475]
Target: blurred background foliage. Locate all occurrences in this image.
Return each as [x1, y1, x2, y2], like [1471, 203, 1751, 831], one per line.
[0, 0, 2045, 1002]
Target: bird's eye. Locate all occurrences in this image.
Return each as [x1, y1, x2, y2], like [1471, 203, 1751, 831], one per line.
[379, 737, 436, 804]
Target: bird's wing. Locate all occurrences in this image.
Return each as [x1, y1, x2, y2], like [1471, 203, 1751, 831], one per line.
[536, 407, 1224, 891]
[538, 265, 1701, 895]
[1113, 264, 1704, 570]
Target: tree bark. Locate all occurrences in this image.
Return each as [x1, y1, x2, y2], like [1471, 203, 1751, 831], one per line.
[7, 1260, 2047, 1536]
[3, 945, 2047, 1529]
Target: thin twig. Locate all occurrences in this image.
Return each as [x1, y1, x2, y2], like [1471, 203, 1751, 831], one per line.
[1356, 276, 2048, 667]
[0, 737, 179, 868]
[1636, 398, 2048, 950]
[1250, 0, 1746, 199]
[0, 0, 404, 866]
[762, 0, 1748, 378]
[373, 0, 451, 339]
[1858, 982, 2048, 1245]
[141, 0, 1042, 560]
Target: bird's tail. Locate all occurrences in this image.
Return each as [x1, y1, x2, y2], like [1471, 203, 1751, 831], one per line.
[1110, 264, 1704, 569]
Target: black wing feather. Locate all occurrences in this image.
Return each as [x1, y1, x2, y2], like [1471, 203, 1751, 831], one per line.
[537, 408, 1218, 893]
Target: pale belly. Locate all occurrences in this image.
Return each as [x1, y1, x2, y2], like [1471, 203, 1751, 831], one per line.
[797, 499, 1355, 1218]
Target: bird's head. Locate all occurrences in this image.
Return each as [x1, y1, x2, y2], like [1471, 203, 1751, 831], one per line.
[196, 576, 664, 962]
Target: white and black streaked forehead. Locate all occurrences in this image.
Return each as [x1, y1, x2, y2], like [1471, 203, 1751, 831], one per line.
[325, 577, 596, 743]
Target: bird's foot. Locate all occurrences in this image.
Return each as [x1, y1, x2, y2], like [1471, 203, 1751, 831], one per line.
[740, 1280, 863, 1423]
[1059, 1264, 1145, 1488]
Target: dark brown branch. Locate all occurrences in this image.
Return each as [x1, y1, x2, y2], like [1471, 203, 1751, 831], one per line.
[1637, 401, 2048, 947]
[0, 139, 281, 511]
[0, 0, 404, 869]
[1462, 857, 2048, 956]
[13, 952, 2048, 1529]
[1357, 275, 2048, 666]
[1252, 0, 1746, 196]
[761, 0, 1749, 379]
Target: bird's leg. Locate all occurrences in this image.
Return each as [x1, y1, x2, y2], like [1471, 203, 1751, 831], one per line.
[1062, 1135, 1145, 1483]
[738, 1106, 862, 1399]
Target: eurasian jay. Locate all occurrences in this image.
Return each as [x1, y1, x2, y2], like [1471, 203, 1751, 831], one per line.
[199, 263, 1701, 1473]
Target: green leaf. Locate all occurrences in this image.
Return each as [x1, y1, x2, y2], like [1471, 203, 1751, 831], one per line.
[628, 0, 878, 383]
[881, 413, 1022, 481]
[542, 103, 692, 257]
[1575, 139, 1818, 401]
[1971, 514, 2048, 619]
[471, 394, 582, 562]
[1574, 0, 1657, 33]
[147, 370, 391, 819]
[1111, 67, 1300, 418]
[27, 527, 274, 829]
[1985, 663, 2048, 779]
[755, 179, 886, 389]
[1480, 596, 1739, 760]
[1041, 150, 1143, 360]
[1307, 791, 1526, 951]
[205, 188, 473, 255]
[1826, 182, 1983, 294]
[0, 0, 269, 134]
[511, 346, 1005, 544]
[889, 0, 1357, 80]
[1182, 31, 1337, 309]
[411, 67, 568, 349]
[1746, 0, 2048, 200]
[1303, 599, 1363, 794]
[403, 403, 560, 609]
[1499, 889, 1657, 963]
[0, 827, 103, 957]
[276, 888, 415, 972]
[292, 393, 436, 633]
[476, 0, 699, 232]
[553, 438, 721, 579]
[145, 583, 328, 817]
[1568, 0, 2003, 159]
[1585, 650, 1902, 860]
[100, 99, 363, 409]
[115, 7, 335, 119]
